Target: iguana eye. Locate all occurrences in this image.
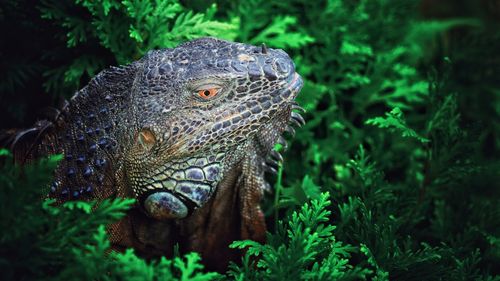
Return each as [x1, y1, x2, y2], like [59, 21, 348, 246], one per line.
[197, 88, 220, 99]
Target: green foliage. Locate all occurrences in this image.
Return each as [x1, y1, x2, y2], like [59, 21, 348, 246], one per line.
[38, 0, 239, 91]
[249, 15, 315, 49]
[365, 107, 429, 143]
[229, 193, 371, 280]
[64, 226, 219, 281]
[1, 0, 500, 280]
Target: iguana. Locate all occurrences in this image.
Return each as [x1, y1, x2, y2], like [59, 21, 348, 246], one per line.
[4, 37, 304, 270]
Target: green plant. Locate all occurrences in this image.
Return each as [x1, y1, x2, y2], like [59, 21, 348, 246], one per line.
[229, 192, 372, 280]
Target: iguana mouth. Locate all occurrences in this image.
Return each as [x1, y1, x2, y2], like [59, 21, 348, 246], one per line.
[285, 72, 303, 99]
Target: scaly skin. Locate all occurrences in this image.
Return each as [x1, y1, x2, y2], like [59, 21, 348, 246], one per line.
[7, 38, 304, 270]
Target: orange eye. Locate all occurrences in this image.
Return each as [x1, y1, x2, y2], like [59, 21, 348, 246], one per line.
[198, 88, 219, 99]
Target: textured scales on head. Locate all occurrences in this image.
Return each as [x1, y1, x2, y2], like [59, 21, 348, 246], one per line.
[44, 37, 304, 221]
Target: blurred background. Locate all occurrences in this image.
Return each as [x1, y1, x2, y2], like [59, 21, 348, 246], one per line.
[1, 0, 499, 280]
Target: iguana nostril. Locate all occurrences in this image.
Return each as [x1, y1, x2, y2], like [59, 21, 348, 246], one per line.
[263, 64, 278, 81]
[137, 128, 156, 150]
[275, 58, 290, 74]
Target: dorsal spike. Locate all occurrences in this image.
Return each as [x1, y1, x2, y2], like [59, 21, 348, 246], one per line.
[261, 43, 268, 54]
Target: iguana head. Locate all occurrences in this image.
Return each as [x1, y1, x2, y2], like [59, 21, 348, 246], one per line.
[124, 38, 303, 219]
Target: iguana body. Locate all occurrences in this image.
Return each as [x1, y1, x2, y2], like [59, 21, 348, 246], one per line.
[6, 38, 304, 270]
